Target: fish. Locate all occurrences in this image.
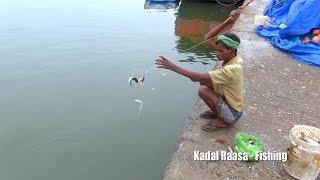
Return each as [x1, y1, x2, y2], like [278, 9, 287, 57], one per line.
[138, 76, 145, 84]
[134, 99, 143, 114]
[128, 77, 139, 85]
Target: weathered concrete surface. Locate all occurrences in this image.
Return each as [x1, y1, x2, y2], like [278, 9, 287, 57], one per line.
[163, 0, 320, 179]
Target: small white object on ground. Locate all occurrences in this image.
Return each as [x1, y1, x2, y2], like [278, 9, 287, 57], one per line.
[254, 15, 270, 26]
[246, 140, 254, 145]
[279, 23, 287, 29]
[278, 129, 282, 132]
[162, 73, 166, 76]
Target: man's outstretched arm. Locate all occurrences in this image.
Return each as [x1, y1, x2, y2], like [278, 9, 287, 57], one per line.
[155, 56, 213, 89]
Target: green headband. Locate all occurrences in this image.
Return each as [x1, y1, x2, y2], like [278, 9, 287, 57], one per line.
[217, 34, 240, 49]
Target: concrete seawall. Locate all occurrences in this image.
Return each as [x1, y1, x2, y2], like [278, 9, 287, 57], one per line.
[163, 0, 320, 179]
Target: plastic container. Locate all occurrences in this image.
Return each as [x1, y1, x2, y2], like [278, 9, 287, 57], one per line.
[284, 125, 320, 180]
[234, 132, 263, 161]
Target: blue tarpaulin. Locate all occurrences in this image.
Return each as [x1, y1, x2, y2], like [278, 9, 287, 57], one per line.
[256, 0, 320, 67]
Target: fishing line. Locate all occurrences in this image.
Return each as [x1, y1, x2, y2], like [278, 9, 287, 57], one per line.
[128, 35, 219, 86]
[142, 34, 221, 76]
[143, 29, 231, 75]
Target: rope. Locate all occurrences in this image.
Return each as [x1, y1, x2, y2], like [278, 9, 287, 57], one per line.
[215, 0, 242, 7]
[180, 36, 217, 53]
[177, 0, 256, 53]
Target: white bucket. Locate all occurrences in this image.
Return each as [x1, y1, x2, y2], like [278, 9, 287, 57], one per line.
[284, 125, 320, 180]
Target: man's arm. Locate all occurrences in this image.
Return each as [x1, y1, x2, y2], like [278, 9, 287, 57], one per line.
[204, 7, 243, 48]
[174, 66, 212, 87]
[155, 56, 213, 88]
[204, 20, 232, 41]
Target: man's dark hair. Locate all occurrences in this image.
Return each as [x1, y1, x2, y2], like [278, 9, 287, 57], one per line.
[217, 32, 241, 53]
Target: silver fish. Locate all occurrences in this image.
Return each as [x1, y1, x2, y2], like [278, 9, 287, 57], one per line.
[128, 77, 139, 85]
[138, 76, 145, 84]
[134, 99, 143, 114]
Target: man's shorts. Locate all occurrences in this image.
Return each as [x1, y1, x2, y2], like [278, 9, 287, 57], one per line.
[216, 96, 243, 124]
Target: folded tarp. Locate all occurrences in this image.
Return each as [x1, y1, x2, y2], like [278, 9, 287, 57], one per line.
[256, 0, 320, 67]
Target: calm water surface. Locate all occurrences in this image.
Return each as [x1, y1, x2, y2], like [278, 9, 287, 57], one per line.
[0, 1, 235, 179]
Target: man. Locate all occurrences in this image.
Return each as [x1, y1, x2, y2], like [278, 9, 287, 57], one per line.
[155, 7, 244, 131]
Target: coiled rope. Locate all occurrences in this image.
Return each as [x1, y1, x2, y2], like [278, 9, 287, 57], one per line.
[215, 0, 242, 7]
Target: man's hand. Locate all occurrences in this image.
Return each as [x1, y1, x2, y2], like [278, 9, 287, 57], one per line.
[155, 56, 212, 87]
[227, 6, 243, 24]
[155, 56, 177, 71]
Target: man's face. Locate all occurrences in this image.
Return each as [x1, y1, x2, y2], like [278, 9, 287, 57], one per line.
[215, 41, 231, 62]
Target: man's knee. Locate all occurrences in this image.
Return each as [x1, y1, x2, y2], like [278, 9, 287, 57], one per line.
[198, 85, 210, 98]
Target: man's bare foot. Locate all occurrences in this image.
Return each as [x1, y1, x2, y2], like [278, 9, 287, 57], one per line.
[214, 118, 228, 128]
[199, 110, 217, 119]
[201, 118, 229, 132]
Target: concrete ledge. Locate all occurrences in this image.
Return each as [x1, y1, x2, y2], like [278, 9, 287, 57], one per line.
[163, 0, 320, 179]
